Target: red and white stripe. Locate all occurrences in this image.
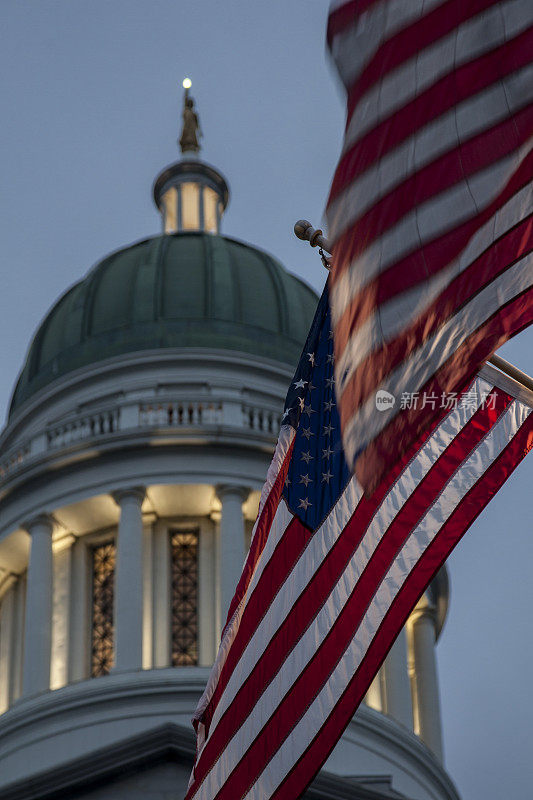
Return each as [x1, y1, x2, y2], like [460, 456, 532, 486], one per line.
[186, 365, 533, 799]
[326, 0, 533, 492]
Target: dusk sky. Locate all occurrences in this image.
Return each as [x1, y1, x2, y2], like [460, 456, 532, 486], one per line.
[1, 3, 532, 799]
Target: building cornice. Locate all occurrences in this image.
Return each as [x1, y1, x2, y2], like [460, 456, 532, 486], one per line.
[0, 720, 410, 800]
[344, 707, 461, 800]
[3, 347, 294, 446]
[0, 722, 196, 800]
[0, 671, 460, 800]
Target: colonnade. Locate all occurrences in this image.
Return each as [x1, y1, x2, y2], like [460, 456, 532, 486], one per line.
[0, 484, 443, 760]
[407, 602, 444, 760]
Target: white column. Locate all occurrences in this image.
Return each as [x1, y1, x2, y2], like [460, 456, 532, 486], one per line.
[214, 516, 222, 644]
[364, 670, 382, 712]
[50, 536, 74, 690]
[113, 487, 145, 672]
[216, 485, 249, 624]
[11, 577, 25, 701]
[22, 514, 54, 697]
[142, 518, 154, 670]
[382, 628, 413, 729]
[68, 537, 90, 682]
[152, 522, 171, 668]
[408, 605, 444, 761]
[0, 578, 17, 713]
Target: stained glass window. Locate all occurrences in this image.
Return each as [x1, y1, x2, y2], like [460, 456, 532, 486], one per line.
[91, 541, 116, 677]
[171, 530, 199, 666]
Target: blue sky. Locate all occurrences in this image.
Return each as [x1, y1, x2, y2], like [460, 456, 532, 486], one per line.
[1, 3, 532, 798]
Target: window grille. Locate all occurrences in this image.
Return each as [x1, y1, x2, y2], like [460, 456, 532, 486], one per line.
[91, 541, 116, 677]
[171, 530, 199, 666]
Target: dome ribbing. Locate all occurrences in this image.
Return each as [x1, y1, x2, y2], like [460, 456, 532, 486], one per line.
[9, 232, 318, 416]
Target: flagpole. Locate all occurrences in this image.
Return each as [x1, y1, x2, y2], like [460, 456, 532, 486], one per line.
[293, 220, 533, 394]
[489, 354, 533, 394]
[294, 220, 332, 254]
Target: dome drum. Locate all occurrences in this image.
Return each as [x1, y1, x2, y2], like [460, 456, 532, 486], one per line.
[0, 348, 294, 504]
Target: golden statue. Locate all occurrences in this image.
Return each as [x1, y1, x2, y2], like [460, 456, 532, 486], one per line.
[179, 91, 201, 154]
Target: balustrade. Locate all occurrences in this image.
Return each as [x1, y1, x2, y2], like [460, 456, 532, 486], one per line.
[0, 397, 280, 485]
[138, 400, 223, 427]
[47, 409, 120, 449]
[0, 444, 30, 480]
[242, 404, 280, 433]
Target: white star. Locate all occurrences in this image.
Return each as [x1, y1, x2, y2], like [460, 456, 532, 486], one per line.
[301, 450, 314, 464]
[284, 476, 291, 487]
[328, 329, 334, 339]
[322, 446, 333, 459]
[325, 376, 335, 389]
[307, 352, 315, 366]
[326, 353, 335, 364]
[298, 396, 305, 411]
[302, 427, 314, 440]
[282, 408, 290, 420]
[324, 399, 335, 412]
[323, 423, 335, 436]
[322, 470, 333, 483]
[307, 381, 316, 392]
[293, 379, 307, 389]
[299, 474, 312, 487]
[303, 403, 316, 416]
[298, 497, 312, 511]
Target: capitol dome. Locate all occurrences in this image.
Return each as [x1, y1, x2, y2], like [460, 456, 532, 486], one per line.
[10, 233, 318, 416]
[0, 88, 458, 800]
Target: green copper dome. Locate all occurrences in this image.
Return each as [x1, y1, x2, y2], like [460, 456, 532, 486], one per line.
[9, 233, 318, 416]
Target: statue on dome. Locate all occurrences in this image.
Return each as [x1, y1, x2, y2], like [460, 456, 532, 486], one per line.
[179, 91, 201, 155]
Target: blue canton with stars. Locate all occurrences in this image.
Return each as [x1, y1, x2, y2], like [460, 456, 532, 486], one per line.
[282, 283, 351, 531]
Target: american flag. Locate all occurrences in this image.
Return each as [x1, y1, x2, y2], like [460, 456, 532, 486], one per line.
[326, 0, 533, 493]
[185, 282, 533, 800]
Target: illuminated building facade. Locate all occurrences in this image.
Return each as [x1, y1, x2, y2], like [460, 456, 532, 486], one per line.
[0, 94, 459, 800]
